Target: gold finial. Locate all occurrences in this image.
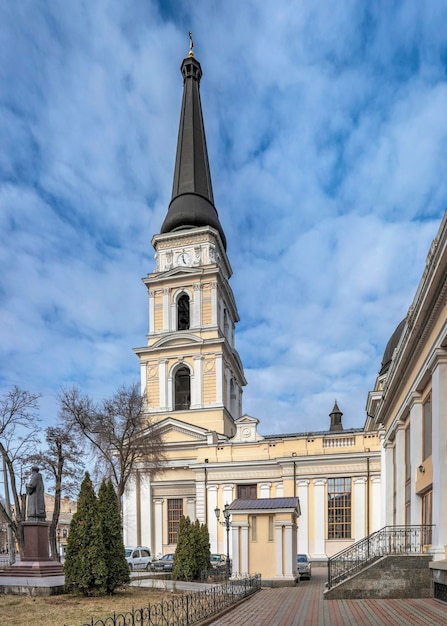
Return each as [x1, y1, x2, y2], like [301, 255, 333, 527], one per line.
[188, 31, 194, 57]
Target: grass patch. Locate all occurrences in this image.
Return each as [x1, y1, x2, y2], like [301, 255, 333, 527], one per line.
[0, 585, 179, 626]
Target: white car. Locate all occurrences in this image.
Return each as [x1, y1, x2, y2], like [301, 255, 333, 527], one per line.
[125, 546, 152, 571]
[297, 554, 312, 579]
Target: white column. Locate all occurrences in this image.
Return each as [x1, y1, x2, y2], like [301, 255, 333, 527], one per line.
[122, 478, 138, 546]
[192, 283, 202, 328]
[240, 523, 249, 574]
[207, 485, 219, 552]
[284, 522, 295, 577]
[371, 477, 382, 532]
[191, 355, 203, 409]
[429, 349, 447, 560]
[313, 479, 327, 557]
[259, 483, 271, 498]
[409, 392, 423, 525]
[297, 480, 309, 554]
[140, 362, 147, 398]
[275, 522, 283, 577]
[231, 523, 240, 576]
[162, 288, 170, 331]
[154, 499, 164, 558]
[384, 441, 394, 526]
[215, 353, 223, 405]
[140, 474, 152, 549]
[159, 359, 168, 410]
[195, 473, 206, 523]
[354, 477, 367, 541]
[394, 422, 406, 525]
[275, 482, 284, 498]
[149, 289, 155, 335]
[211, 282, 218, 326]
[187, 498, 195, 521]
[222, 484, 234, 508]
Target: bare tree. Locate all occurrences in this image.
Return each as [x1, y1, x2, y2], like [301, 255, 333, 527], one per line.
[29, 426, 85, 560]
[59, 384, 165, 502]
[0, 386, 42, 556]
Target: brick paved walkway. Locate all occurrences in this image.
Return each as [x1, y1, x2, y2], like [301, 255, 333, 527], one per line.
[208, 568, 447, 625]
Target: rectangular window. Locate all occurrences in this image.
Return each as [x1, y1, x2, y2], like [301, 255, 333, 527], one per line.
[237, 484, 257, 499]
[328, 478, 351, 539]
[268, 515, 274, 541]
[167, 498, 183, 544]
[423, 394, 432, 461]
[251, 515, 257, 541]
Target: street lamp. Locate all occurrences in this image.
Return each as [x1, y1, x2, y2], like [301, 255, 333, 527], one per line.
[214, 503, 231, 578]
[57, 527, 61, 562]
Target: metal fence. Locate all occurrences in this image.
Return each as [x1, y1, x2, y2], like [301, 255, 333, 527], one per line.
[327, 525, 434, 589]
[69, 574, 261, 626]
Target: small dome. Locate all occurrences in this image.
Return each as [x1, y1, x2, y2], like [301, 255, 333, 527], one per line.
[379, 319, 406, 376]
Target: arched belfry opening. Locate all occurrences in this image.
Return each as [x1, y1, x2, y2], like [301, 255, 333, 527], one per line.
[174, 366, 191, 410]
[177, 294, 190, 330]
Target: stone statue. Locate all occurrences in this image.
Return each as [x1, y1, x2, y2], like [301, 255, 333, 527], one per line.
[26, 466, 46, 521]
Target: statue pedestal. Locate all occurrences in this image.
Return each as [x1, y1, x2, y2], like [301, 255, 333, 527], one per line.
[0, 522, 64, 595]
[22, 522, 52, 561]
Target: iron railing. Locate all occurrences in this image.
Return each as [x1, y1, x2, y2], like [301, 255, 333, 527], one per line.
[70, 574, 261, 626]
[327, 525, 434, 589]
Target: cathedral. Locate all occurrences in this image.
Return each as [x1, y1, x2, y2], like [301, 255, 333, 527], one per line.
[122, 43, 382, 580]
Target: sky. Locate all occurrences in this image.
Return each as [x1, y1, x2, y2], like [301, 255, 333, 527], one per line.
[1, 1, 447, 437]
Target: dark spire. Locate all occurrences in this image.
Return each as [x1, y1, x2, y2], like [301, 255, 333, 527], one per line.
[160, 40, 226, 249]
[329, 401, 343, 432]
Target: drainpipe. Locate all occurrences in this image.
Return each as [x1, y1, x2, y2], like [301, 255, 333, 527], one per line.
[292, 453, 297, 497]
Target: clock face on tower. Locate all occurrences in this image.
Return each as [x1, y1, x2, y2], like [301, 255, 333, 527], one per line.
[176, 252, 190, 267]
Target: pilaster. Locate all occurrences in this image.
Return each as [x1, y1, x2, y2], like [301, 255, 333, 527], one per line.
[297, 480, 309, 554]
[429, 348, 447, 560]
[354, 477, 367, 541]
[313, 478, 327, 557]
[384, 440, 394, 526]
[394, 421, 406, 525]
[154, 499, 164, 557]
[409, 392, 423, 525]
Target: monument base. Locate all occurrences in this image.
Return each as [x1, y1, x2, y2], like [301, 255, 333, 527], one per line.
[0, 522, 64, 595]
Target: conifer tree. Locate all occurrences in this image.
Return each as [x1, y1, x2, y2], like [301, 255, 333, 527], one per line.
[98, 479, 130, 592]
[196, 520, 211, 575]
[173, 515, 195, 581]
[173, 516, 211, 581]
[64, 472, 107, 595]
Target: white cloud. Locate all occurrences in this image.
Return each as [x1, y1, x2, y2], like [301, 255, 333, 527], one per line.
[1, 1, 447, 436]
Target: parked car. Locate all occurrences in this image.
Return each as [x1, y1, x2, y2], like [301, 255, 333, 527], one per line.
[297, 554, 312, 579]
[151, 553, 175, 572]
[125, 546, 152, 571]
[210, 554, 228, 568]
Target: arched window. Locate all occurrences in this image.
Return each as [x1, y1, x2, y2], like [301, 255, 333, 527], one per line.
[175, 366, 190, 410]
[177, 294, 190, 330]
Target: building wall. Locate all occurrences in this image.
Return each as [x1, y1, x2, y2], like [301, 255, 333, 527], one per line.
[123, 428, 381, 562]
[366, 210, 447, 562]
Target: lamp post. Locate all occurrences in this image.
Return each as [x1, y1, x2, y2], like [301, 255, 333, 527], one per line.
[57, 527, 61, 561]
[214, 503, 231, 579]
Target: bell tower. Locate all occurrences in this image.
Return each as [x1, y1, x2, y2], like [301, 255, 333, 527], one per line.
[134, 42, 246, 437]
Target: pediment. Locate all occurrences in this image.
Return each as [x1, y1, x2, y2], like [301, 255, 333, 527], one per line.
[151, 333, 204, 349]
[235, 414, 260, 427]
[152, 417, 209, 443]
[163, 266, 203, 278]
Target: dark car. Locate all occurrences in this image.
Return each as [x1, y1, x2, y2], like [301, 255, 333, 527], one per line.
[151, 553, 175, 572]
[297, 554, 312, 579]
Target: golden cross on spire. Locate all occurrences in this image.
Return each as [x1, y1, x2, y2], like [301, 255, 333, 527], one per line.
[188, 31, 194, 57]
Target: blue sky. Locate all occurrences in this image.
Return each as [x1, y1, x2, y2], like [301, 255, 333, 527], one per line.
[1, 1, 447, 435]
